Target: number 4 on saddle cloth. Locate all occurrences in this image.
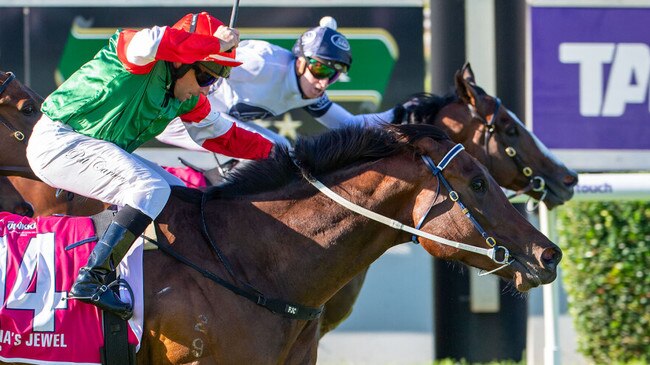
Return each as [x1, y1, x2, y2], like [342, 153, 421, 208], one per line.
[0, 212, 143, 364]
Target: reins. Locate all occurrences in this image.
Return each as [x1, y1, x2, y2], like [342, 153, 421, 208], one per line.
[142, 194, 324, 321]
[290, 143, 514, 276]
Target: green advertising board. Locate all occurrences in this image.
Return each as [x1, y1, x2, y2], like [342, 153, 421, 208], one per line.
[0, 6, 422, 141]
[57, 17, 398, 108]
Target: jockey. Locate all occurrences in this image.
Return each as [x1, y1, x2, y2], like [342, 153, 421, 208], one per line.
[156, 16, 395, 150]
[26, 12, 274, 320]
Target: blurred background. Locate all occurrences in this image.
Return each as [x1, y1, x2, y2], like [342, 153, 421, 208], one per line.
[2, 1, 648, 364]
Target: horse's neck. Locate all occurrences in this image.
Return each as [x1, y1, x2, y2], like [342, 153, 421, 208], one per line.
[183, 159, 420, 307]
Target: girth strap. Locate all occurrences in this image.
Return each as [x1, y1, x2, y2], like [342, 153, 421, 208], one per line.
[143, 235, 323, 321]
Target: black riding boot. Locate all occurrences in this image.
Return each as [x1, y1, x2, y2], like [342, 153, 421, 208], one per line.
[69, 205, 151, 320]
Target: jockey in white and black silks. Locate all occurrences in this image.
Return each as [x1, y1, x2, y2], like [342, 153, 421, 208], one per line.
[156, 16, 396, 150]
[26, 12, 274, 321]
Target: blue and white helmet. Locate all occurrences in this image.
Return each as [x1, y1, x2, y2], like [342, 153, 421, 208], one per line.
[292, 16, 352, 73]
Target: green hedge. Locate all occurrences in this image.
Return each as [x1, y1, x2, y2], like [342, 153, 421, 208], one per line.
[556, 201, 650, 364]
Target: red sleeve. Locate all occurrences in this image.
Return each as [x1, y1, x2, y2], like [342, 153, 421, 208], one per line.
[155, 28, 222, 64]
[202, 125, 273, 160]
[179, 95, 210, 123]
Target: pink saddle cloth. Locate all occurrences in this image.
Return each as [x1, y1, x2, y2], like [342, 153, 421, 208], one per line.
[164, 166, 207, 189]
[0, 212, 139, 364]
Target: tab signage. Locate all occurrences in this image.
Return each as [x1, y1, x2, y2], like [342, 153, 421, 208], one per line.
[530, 7, 650, 150]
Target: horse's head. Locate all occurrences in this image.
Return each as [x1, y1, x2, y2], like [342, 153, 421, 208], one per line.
[0, 71, 43, 180]
[403, 125, 561, 291]
[397, 63, 578, 209]
[214, 124, 561, 294]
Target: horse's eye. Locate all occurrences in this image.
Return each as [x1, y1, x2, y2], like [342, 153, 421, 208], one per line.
[470, 178, 487, 193]
[21, 105, 36, 116]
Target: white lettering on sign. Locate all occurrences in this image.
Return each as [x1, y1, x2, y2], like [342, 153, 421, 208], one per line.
[559, 42, 650, 117]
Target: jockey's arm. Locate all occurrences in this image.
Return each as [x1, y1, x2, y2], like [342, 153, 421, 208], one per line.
[118, 26, 226, 70]
[307, 95, 396, 129]
[178, 95, 274, 160]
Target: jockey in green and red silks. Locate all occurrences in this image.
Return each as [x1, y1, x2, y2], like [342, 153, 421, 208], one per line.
[26, 12, 274, 321]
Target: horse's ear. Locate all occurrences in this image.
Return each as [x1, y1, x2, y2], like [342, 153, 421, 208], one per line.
[455, 67, 479, 108]
[413, 136, 442, 158]
[462, 62, 477, 85]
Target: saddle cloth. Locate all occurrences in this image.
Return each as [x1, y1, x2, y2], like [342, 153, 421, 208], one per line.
[163, 166, 207, 189]
[0, 212, 143, 365]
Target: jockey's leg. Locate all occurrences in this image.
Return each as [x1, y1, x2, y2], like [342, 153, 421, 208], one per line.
[27, 115, 184, 320]
[69, 205, 151, 320]
[68, 157, 183, 320]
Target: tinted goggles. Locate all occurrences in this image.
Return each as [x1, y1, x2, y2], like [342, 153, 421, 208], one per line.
[306, 58, 341, 82]
[192, 66, 218, 87]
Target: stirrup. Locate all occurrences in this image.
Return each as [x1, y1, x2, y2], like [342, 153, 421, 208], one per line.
[69, 278, 134, 302]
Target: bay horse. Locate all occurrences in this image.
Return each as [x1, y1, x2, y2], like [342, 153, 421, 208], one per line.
[140, 124, 560, 363]
[0, 68, 574, 341]
[0, 123, 562, 363]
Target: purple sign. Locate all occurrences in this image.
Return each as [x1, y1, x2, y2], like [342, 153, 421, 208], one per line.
[531, 6, 650, 150]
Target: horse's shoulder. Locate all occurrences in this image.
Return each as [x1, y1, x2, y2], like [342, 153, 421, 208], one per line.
[169, 186, 203, 204]
[155, 187, 204, 222]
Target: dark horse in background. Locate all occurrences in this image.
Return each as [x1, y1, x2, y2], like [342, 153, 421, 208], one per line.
[394, 63, 578, 209]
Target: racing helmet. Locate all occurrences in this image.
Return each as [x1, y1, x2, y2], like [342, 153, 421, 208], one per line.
[292, 16, 352, 74]
[172, 12, 241, 77]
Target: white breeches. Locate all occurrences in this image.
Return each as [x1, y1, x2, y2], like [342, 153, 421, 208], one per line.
[26, 115, 184, 219]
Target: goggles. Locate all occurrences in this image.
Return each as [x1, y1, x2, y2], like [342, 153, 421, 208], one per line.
[192, 65, 217, 87]
[192, 63, 231, 87]
[306, 58, 342, 83]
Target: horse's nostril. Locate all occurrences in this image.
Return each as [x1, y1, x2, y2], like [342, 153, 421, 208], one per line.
[541, 247, 563, 268]
[563, 172, 578, 188]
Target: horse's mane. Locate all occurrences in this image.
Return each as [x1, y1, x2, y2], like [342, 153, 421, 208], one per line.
[208, 124, 450, 198]
[392, 92, 458, 125]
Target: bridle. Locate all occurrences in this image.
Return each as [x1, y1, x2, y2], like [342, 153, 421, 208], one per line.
[0, 72, 27, 144]
[0, 71, 36, 177]
[144, 140, 513, 322]
[292, 143, 514, 276]
[467, 97, 547, 210]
